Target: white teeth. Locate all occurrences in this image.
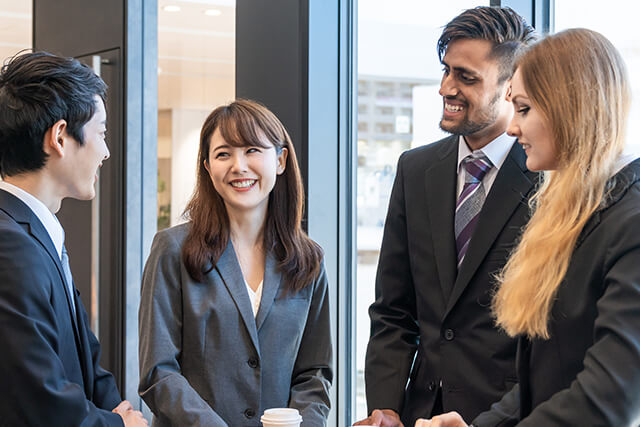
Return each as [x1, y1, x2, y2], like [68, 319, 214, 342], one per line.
[445, 103, 464, 112]
[230, 179, 256, 188]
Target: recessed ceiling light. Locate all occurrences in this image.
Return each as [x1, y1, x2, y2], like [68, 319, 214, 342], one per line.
[205, 9, 222, 16]
[163, 5, 181, 12]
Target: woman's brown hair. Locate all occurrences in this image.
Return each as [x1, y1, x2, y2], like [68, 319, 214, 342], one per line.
[182, 99, 323, 292]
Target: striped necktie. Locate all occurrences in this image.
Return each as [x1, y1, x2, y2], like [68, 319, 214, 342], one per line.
[455, 154, 493, 267]
[61, 246, 77, 317]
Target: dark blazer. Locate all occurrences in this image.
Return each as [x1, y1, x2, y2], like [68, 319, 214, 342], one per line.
[473, 159, 640, 427]
[365, 135, 537, 425]
[138, 223, 332, 427]
[0, 189, 123, 426]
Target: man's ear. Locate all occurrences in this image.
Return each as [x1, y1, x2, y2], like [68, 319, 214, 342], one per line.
[503, 78, 513, 100]
[44, 119, 69, 158]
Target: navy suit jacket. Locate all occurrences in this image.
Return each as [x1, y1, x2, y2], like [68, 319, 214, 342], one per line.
[0, 189, 123, 426]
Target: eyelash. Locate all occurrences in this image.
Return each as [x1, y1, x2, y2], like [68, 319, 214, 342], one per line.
[215, 147, 261, 158]
[517, 107, 530, 115]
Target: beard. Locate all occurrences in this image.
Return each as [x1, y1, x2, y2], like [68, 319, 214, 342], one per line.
[439, 91, 502, 136]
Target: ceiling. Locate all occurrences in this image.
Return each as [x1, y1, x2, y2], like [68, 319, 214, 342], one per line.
[0, 0, 235, 110]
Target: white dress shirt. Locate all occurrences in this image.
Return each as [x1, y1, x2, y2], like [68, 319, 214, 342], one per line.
[245, 279, 264, 317]
[0, 181, 64, 258]
[456, 133, 516, 198]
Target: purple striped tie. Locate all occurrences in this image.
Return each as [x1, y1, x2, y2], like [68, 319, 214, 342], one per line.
[455, 154, 493, 267]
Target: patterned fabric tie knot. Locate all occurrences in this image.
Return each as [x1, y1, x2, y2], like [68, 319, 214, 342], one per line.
[455, 154, 493, 267]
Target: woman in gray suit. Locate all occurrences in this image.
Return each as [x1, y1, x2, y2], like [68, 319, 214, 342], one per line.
[139, 99, 332, 426]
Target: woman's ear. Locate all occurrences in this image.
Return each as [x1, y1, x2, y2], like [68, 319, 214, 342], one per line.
[276, 147, 288, 175]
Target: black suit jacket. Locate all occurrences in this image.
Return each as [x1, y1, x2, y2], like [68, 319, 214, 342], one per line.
[365, 135, 537, 425]
[473, 159, 640, 427]
[0, 189, 123, 426]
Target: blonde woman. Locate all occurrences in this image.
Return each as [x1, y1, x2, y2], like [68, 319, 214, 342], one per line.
[416, 29, 640, 427]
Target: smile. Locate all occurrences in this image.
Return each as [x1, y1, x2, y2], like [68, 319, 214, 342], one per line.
[230, 179, 257, 188]
[444, 102, 465, 113]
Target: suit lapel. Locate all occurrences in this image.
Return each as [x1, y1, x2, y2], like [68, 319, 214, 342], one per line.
[0, 190, 82, 343]
[424, 137, 458, 302]
[214, 242, 261, 353]
[74, 294, 96, 398]
[445, 143, 535, 315]
[255, 252, 281, 331]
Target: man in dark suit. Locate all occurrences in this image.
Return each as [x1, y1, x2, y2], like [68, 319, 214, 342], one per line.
[355, 7, 537, 427]
[0, 52, 147, 426]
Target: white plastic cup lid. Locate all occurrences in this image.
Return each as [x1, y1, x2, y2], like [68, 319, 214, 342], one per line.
[261, 408, 302, 425]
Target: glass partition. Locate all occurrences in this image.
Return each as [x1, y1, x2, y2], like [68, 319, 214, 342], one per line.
[157, 0, 235, 229]
[354, 0, 489, 419]
[554, 0, 640, 153]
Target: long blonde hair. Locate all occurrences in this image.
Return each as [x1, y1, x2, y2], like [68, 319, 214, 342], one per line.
[492, 29, 630, 339]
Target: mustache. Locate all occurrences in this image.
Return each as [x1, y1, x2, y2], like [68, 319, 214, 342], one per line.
[443, 95, 467, 104]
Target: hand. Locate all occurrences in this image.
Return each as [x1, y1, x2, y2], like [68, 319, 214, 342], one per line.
[113, 400, 149, 427]
[415, 412, 467, 427]
[112, 400, 133, 414]
[354, 409, 404, 426]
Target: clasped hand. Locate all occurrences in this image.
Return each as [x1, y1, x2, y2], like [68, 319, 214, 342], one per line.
[415, 411, 468, 427]
[112, 400, 149, 427]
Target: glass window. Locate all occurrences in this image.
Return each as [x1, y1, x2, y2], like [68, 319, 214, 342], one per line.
[157, 0, 235, 230]
[553, 1, 640, 153]
[0, 1, 31, 73]
[355, 1, 489, 420]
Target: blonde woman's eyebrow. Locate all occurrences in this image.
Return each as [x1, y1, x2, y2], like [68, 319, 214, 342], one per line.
[511, 95, 530, 105]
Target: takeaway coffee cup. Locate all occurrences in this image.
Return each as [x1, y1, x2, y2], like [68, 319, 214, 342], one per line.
[261, 408, 302, 427]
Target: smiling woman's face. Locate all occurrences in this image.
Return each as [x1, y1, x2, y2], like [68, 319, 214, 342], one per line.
[507, 68, 558, 171]
[204, 127, 287, 219]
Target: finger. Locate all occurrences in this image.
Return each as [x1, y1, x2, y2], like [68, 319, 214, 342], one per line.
[120, 400, 134, 411]
[370, 410, 384, 424]
[415, 419, 431, 427]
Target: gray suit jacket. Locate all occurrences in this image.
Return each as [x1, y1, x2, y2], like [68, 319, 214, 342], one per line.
[139, 223, 332, 427]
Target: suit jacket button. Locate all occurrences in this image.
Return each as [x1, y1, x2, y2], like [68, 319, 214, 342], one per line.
[428, 381, 436, 391]
[248, 358, 259, 368]
[244, 408, 256, 418]
[444, 328, 455, 341]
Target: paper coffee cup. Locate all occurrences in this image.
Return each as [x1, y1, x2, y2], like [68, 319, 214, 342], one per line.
[261, 408, 302, 427]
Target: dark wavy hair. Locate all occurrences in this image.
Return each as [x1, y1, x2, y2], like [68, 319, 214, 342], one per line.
[182, 99, 323, 292]
[438, 6, 536, 83]
[0, 51, 107, 178]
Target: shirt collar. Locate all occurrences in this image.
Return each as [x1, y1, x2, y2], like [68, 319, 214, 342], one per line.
[0, 181, 64, 259]
[457, 133, 516, 172]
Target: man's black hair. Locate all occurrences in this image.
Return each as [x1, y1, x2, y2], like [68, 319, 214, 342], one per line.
[438, 6, 537, 82]
[0, 51, 107, 178]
